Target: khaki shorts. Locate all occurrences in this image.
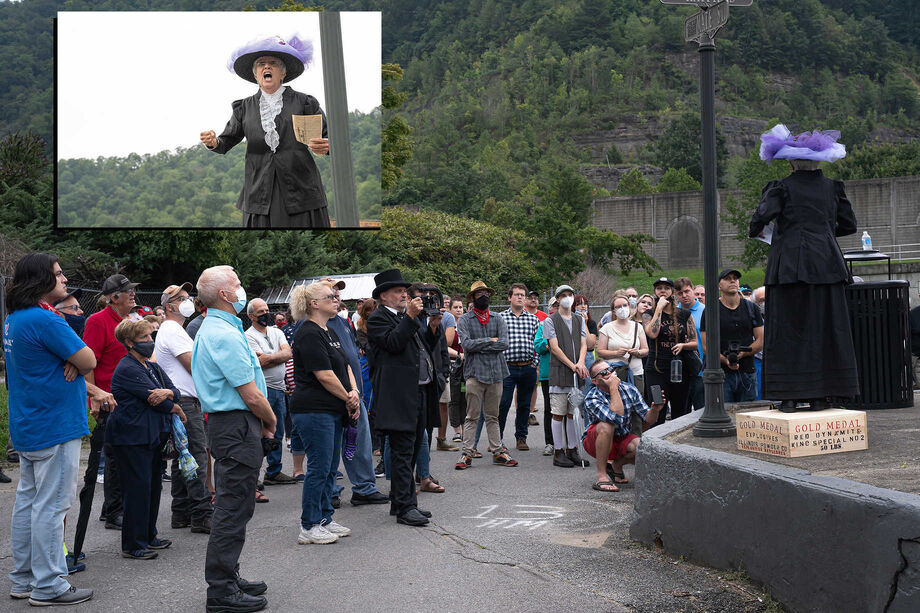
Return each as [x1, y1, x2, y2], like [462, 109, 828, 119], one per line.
[439, 383, 451, 403]
[550, 392, 575, 416]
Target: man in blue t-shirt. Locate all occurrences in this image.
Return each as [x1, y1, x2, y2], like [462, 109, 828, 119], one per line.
[4, 253, 98, 606]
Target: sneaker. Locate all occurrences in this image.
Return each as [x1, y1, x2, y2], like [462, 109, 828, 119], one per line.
[95, 473, 104, 484]
[454, 454, 472, 470]
[11, 588, 32, 599]
[121, 549, 158, 560]
[492, 450, 519, 466]
[161, 471, 171, 481]
[263, 472, 297, 485]
[28, 585, 93, 606]
[325, 520, 351, 537]
[148, 538, 171, 550]
[298, 524, 338, 544]
[374, 460, 385, 478]
[0, 468, 10, 483]
[528, 413, 539, 426]
[543, 444, 554, 456]
[331, 496, 341, 509]
[451, 433, 462, 443]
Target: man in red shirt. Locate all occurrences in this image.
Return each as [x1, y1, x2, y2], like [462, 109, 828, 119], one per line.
[79, 274, 138, 530]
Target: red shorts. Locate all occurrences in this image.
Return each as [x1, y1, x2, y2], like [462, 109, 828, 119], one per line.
[582, 424, 639, 461]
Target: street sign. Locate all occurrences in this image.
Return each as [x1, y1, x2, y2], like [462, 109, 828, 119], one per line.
[685, 0, 730, 43]
[661, 0, 751, 6]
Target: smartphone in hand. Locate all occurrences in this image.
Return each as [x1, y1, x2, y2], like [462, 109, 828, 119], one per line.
[650, 385, 664, 405]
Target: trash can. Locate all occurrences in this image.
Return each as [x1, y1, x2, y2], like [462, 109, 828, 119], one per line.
[845, 280, 913, 410]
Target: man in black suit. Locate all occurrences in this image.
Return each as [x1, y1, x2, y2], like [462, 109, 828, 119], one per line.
[200, 35, 330, 228]
[365, 270, 447, 526]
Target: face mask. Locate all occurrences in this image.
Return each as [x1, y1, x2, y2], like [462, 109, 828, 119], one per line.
[128, 313, 143, 322]
[64, 313, 86, 336]
[615, 306, 630, 320]
[256, 313, 273, 328]
[628, 297, 637, 308]
[178, 299, 195, 318]
[559, 296, 574, 310]
[225, 287, 247, 313]
[276, 318, 287, 327]
[337, 310, 349, 320]
[473, 295, 490, 310]
[132, 340, 156, 358]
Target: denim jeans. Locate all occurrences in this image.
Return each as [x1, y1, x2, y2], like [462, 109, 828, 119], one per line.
[497, 364, 538, 443]
[383, 429, 429, 481]
[9, 438, 81, 599]
[724, 370, 757, 403]
[754, 357, 763, 400]
[292, 412, 342, 528]
[333, 400, 378, 497]
[264, 387, 287, 476]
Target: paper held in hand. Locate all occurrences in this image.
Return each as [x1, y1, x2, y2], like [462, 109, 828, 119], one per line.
[292, 115, 323, 145]
[756, 221, 774, 245]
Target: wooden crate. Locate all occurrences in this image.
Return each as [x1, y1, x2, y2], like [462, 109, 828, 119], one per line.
[736, 408, 868, 458]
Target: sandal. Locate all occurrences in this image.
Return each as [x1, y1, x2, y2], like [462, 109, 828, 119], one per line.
[419, 479, 445, 493]
[592, 479, 619, 492]
[471, 448, 483, 459]
[492, 451, 518, 467]
[255, 490, 269, 503]
[606, 464, 629, 484]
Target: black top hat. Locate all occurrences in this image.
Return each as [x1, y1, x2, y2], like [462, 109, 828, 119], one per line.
[101, 274, 139, 295]
[372, 269, 411, 299]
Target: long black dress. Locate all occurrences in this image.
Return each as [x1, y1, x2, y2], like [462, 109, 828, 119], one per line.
[749, 169, 859, 401]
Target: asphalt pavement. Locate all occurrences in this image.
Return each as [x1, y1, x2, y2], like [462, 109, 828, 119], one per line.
[0, 403, 776, 612]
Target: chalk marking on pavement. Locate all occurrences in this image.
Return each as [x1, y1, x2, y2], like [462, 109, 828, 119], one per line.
[461, 504, 567, 530]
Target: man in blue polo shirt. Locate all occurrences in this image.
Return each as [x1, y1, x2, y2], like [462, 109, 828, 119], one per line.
[4, 253, 96, 606]
[192, 265, 276, 613]
[675, 276, 705, 412]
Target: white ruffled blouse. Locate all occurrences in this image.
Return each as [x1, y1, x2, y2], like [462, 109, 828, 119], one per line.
[259, 86, 286, 153]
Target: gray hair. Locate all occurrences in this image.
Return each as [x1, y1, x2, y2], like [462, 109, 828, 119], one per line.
[252, 56, 287, 79]
[790, 159, 820, 171]
[197, 265, 237, 308]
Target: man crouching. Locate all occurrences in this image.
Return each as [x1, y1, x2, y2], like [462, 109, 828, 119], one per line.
[583, 360, 665, 492]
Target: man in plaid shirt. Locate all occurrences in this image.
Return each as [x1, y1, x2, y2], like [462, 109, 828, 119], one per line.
[498, 283, 540, 451]
[582, 360, 665, 492]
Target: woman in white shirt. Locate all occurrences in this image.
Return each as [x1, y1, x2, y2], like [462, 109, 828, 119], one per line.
[597, 291, 649, 396]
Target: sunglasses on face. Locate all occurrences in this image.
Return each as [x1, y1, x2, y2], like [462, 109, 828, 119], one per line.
[593, 366, 615, 379]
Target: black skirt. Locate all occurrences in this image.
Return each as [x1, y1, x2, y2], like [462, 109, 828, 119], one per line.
[762, 282, 859, 400]
[242, 172, 330, 229]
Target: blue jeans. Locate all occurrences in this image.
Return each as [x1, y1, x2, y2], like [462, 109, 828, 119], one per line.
[724, 370, 757, 403]
[264, 387, 286, 476]
[333, 400, 378, 497]
[292, 412, 342, 528]
[754, 357, 763, 400]
[498, 364, 538, 443]
[9, 438, 81, 599]
[383, 430, 429, 481]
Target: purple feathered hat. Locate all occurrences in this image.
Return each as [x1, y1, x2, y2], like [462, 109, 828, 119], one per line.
[759, 124, 846, 163]
[227, 34, 313, 84]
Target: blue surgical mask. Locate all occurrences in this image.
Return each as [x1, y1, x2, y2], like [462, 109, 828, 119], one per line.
[226, 287, 247, 313]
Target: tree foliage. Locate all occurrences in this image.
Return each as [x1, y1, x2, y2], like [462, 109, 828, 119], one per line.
[657, 167, 701, 193]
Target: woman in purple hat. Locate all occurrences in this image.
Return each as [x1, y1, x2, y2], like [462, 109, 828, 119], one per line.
[200, 35, 330, 228]
[749, 125, 859, 412]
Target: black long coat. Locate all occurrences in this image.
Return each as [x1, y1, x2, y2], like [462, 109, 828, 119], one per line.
[211, 87, 328, 216]
[749, 169, 857, 285]
[366, 307, 449, 432]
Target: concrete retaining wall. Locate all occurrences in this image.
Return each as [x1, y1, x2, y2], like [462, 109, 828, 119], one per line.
[630, 412, 920, 612]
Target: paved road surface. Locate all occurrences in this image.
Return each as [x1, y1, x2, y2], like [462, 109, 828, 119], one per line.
[0, 405, 774, 612]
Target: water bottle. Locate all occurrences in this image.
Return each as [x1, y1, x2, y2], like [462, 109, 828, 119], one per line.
[861, 231, 872, 251]
[670, 357, 683, 383]
[343, 417, 358, 461]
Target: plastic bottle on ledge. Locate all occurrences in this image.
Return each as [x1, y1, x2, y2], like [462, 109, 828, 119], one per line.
[861, 231, 872, 251]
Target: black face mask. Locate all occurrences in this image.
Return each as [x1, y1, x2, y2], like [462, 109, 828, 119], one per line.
[473, 295, 490, 310]
[132, 341, 156, 358]
[256, 313, 273, 328]
[63, 314, 86, 337]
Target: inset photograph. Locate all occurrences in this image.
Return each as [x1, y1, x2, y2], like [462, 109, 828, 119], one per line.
[56, 11, 381, 229]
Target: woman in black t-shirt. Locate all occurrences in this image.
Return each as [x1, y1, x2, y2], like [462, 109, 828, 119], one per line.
[289, 282, 360, 544]
[644, 278, 698, 426]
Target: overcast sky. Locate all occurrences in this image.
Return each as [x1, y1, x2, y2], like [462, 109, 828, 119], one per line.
[57, 11, 381, 160]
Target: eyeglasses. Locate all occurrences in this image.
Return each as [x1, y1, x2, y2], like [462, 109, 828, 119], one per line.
[315, 294, 337, 302]
[593, 366, 615, 379]
[58, 305, 81, 313]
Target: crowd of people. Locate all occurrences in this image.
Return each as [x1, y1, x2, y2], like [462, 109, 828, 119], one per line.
[3, 251, 773, 611]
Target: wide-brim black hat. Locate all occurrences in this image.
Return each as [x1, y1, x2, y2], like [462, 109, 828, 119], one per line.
[228, 35, 312, 84]
[372, 269, 411, 299]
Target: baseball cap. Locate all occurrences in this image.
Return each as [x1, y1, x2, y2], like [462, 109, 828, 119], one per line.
[134, 305, 154, 317]
[740, 283, 753, 294]
[554, 284, 575, 298]
[160, 282, 194, 306]
[101, 274, 139, 295]
[53, 287, 83, 307]
[652, 277, 674, 288]
[718, 268, 742, 281]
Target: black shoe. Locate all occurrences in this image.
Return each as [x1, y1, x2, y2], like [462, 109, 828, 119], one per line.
[809, 398, 829, 411]
[0, 468, 10, 483]
[171, 515, 191, 529]
[148, 538, 171, 550]
[121, 549, 157, 560]
[779, 400, 797, 413]
[161, 471, 171, 481]
[567, 448, 590, 467]
[350, 491, 389, 506]
[104, 516, 123, 530]
[190, 516, 212, 534]
[389, 506, 431, 518]
[236, 575, 267, 597]
[397, 508, 430, 526]
[331, 496, 341, 509]
[205, 590, 267, 613]
[374, 460, 385, 478]
[6, 449, 19, 463]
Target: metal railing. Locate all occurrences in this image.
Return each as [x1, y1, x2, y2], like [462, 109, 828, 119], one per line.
[872, 243, 920, 261]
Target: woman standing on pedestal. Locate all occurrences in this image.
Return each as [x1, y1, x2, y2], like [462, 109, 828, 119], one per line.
[749, 125, 859, 412]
